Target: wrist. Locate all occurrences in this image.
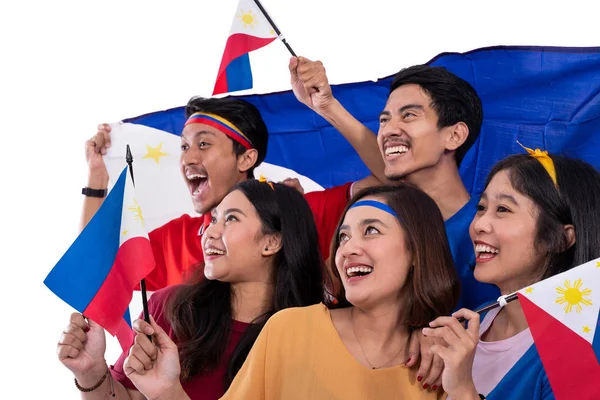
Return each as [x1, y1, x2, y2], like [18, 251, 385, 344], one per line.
[87, 170, 109, 189]
[450, 383, 480, 400]
[153, 381, 187, 400]
[74, 362, 109, 388]
[316, 98, 344, 123]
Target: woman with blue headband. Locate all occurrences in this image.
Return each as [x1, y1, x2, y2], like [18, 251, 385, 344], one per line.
[216, 183, 459, 399]
[123, 183, 459, 399]
[102, 184, 460, 399]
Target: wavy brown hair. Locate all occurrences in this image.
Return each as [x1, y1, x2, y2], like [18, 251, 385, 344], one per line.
[329, 184, 460, 327]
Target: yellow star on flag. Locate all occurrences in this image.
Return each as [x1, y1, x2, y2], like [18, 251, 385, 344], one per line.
[127, 199, 145, 226]
[596, 261, 600, 268]
[525, 287, 533, 294]
[122, 230, 128, 236]
[583, 325, 591, 333]
[143, 143, 169, 164]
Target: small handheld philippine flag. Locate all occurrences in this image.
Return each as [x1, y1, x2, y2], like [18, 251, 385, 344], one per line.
[517, 257, 600, 399]
[213, 0, 278, 95]
[44, 165, 156, 350]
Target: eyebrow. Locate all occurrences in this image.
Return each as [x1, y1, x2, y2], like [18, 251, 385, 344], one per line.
[194, 130, 216, 138]
[338, 218, 388, 232]
[181, 129, 216, 143]
[379, 104, 425, 118]
[480, 192, 519, 205]
[223, 208, 247, 217]
[211, 207, 247, 218]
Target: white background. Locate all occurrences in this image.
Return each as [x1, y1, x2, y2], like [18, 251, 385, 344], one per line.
[1, 1, 597, 398]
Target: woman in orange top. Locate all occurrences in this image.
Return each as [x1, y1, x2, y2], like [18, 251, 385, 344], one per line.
[128, 183, 459, 399]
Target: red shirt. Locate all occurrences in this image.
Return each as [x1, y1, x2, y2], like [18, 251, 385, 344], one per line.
[143, 182, 352, 291]
[111, 285, 249, 400]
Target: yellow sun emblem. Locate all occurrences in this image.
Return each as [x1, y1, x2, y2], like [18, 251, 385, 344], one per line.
[555, 279, 592, 313]
[238, 10, 258, 28]
[128, 199, 145, 226]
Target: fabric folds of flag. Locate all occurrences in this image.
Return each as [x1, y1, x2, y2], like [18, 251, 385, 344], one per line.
[126, 46, 600, 193]
[213, 0, 277, 95]
[517, 257, 600, 399]
[44, 166, 156, 350]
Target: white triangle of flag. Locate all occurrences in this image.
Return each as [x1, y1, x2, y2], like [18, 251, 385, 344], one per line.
[518, 257, 600, 344]
[230, 0, 277, 38]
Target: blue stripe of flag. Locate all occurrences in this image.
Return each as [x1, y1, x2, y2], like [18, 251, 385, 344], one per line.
[123, 45, 600, 192]
[225, 53, 253, 93]
[44, 168, 127, 311]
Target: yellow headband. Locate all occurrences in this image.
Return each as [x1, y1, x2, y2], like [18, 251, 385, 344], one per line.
[258, 174, 275, 190]
[517, 141, 558, 188]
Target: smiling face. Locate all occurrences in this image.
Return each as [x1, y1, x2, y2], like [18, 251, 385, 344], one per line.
[334, 196, 413, 309]
[201, 189, 273, 284]
[377, 84, 452, 182]
[470, 169, 546, 292]
[180, 122, 248, 215]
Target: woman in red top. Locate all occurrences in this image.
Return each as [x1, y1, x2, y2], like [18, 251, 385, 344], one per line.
[57, 179, 325, 400]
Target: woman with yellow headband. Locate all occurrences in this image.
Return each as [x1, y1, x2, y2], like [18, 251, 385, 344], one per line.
[57, 179, 325, 400]
[424, 149, 600, 399]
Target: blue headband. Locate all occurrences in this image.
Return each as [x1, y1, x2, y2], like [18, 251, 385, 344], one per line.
[349, 200, 398, 218]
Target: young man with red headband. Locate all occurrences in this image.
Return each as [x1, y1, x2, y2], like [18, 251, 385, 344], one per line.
[82, 96, 383, 291]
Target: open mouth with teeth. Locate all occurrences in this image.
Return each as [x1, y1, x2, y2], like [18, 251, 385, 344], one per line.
[345, 266, 374, 281]
[384, 145, 409, 158]
[475, 243, 499, 261]
[186, 173, 208, 197]
[204, 247, 226, 258]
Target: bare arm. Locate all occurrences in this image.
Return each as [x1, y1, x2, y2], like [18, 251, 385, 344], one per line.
[79, 124, 112, 232]
[289, 56, 391, 187]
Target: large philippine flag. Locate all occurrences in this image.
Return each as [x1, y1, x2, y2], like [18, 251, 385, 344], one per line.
[44, 166, 156, 350]
[213, 0, 278, 95]
[517, 257, 600, 399]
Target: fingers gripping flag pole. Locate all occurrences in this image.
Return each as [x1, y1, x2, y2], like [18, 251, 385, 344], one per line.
[44, 145, 156, 351]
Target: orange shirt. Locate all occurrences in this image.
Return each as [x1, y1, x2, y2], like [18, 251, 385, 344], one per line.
[221, 304, 447, 400]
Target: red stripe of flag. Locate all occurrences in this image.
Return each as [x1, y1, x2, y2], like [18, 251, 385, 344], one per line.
[518, 293, 600, 399]
[115, 318, 135, 350]
[84, 237, 155, 335]
[214, 33, 276, 95]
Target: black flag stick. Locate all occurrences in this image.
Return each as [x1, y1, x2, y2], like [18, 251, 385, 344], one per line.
[456, 293, 518, 323]
[126, 144, 152, 340]
[252, 0, 297, 57]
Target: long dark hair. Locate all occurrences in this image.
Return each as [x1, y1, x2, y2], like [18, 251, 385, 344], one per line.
[329, 184, 460, 328]
[484, 154, 600, 279]
[165, 179, 324, 387]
